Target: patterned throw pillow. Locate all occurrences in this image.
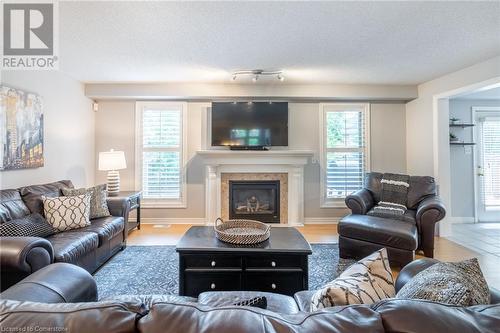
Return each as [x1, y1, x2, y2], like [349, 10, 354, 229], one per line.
[310, 248, 395, 311]
[0, 213, 55, 237]
[62, 184, 110, 219]
[396, 258, 490, 306]
[42, 194, 91, 232]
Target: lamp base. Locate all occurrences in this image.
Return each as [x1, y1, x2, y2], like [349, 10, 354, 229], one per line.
[107, 170, 120, 196]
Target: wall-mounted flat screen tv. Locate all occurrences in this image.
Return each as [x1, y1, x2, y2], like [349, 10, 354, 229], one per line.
[211, 102, 288, 147]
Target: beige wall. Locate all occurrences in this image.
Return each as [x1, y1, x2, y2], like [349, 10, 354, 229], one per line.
[1, 71, 94, 189]
[95, 101, 406, 220]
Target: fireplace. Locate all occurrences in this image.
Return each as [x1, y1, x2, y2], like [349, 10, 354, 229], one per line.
[229, 180, 280, 223]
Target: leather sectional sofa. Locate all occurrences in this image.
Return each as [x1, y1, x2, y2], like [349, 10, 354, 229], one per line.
[0, 180, 130, 291]
[1, 259, 499, 332]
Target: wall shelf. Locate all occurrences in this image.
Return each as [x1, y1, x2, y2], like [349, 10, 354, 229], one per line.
[450, 142, 476, 146]
[449, 123, 475, 128]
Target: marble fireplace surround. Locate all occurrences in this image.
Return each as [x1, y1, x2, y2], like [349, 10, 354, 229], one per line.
[197, 150, 314, 226]
[221, 173, 288, 223]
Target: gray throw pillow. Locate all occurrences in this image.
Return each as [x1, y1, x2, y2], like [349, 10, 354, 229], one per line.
[62, 184, 110, 219]
[0, 213, 56, 237]
[396, 258, 490, 306]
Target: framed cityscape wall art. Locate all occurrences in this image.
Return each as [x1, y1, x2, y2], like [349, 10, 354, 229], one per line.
[0, 86, 44, 170]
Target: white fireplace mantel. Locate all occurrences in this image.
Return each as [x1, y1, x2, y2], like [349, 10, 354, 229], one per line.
[197, 150, 314, 226]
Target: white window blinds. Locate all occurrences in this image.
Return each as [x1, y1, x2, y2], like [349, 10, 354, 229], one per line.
[321, 104, 369, 204]
[480, 117, 500, 209]
[136, 102, 186, 205]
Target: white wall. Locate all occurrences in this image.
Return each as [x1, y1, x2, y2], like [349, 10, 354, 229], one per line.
[449, 98, 500, 220]
[1, 71, 94, 189]
[405, 56, 500, 235]
[95, 101, 407, 221]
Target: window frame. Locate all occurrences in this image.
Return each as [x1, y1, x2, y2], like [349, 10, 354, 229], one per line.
[135, 101, 188, 208]
[319, 103, 371, 208]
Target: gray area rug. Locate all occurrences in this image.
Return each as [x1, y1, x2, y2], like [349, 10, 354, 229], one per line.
[94, 244, 352, 299]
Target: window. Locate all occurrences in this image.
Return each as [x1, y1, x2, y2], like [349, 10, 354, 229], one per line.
[319, 103, 370, 207]
[135, 102, 187, 207]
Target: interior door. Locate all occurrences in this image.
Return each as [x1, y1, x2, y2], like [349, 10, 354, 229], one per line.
[475, 110, 500, 222]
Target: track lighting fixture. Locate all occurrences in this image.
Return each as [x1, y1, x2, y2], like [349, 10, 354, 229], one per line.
[231, 69, 284, 82]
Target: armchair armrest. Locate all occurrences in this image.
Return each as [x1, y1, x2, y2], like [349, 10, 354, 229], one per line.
[345, 189, 375, 215]
[0, 237, 54, 291]
[416, 196, 446, 258]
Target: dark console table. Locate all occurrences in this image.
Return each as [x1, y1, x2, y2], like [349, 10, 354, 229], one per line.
[176, 226, 312, 297]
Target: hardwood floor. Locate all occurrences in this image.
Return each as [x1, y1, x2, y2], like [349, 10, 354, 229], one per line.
[127, 223, 500, 289]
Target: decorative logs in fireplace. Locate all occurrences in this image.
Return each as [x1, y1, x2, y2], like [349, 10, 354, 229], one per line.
[229, 180, 280, 223]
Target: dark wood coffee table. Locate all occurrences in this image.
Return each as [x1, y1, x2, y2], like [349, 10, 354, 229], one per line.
[176, 226, 312, 297]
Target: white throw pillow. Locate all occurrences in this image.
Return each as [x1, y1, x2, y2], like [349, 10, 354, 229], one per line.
[310, 248, 395, 311]
[42, 194, 91, 232]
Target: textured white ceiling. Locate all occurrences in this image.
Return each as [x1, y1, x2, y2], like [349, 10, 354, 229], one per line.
[59, 1, 500, 84]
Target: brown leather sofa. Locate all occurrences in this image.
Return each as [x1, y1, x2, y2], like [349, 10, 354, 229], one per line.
[0, 180, 130, 291]
[1, 259, 499, 333]
[339, 172, 446, 266]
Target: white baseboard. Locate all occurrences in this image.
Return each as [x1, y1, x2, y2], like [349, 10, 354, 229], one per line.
[449, 217, 476, 224]
[303, 217, 340, 224]
[140, 218, 206, 225]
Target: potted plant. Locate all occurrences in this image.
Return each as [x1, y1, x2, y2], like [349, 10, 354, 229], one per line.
[450, 133, 459, 142]
[450, 117, 460, 125]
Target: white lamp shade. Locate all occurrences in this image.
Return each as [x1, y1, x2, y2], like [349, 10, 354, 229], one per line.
[99, 150, 127, 171]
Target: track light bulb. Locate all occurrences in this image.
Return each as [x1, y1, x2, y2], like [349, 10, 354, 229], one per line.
[232, 74, 237, 81]
[252, 75, 258, 82]
[278, 74, 285, 81]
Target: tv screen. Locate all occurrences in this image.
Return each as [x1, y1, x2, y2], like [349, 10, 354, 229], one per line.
[211, 102, 288, 147]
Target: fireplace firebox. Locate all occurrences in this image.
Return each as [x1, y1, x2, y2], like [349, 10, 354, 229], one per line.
[229, 180, 280, 223]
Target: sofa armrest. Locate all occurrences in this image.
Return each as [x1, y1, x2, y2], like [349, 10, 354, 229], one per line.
[395, 258, 439, 293]
[0, 237, 54, 291]
[0, 263, 97, 303]
[107, 197, 131, 219]
[345, 189, 375, 215]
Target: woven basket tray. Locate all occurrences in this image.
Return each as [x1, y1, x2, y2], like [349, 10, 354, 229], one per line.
[214, 218, 270, 245]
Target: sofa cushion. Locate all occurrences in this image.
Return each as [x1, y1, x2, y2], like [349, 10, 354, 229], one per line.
[0, 213, 55, 237]
[0, 299, 142, 333]
[0, 190, 30, 223]
[46, 231, 98, 264]
[339, 214, 418, 251]
[68, 216, 124, 246]
[198, 291, 300, 314]
[19, 180, 74, 215]
[372, 298, 500, 333]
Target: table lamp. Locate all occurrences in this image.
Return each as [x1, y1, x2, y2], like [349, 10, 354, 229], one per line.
[98, 149, 127, 196]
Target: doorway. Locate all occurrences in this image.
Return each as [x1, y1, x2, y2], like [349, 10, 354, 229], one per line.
[473, 107, 500, 222]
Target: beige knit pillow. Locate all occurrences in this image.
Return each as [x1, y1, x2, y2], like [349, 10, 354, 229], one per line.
[310, 248, 395, 311]
[42, 194, 91, 232]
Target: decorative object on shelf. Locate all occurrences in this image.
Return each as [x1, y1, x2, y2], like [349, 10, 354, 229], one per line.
[450, 117, 460, 125]
[214, 217, 270, 245]
[1, 86, 44, 170]
[449, 133, 460, 143]
[98, 150, 127, 196]
[231, 69, 284, 82]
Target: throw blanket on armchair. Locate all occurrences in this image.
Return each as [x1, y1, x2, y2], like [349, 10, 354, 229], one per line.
[367, 173, 410, 220]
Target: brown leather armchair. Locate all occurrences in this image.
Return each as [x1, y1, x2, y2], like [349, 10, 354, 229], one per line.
[339, 172, 446, 266]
